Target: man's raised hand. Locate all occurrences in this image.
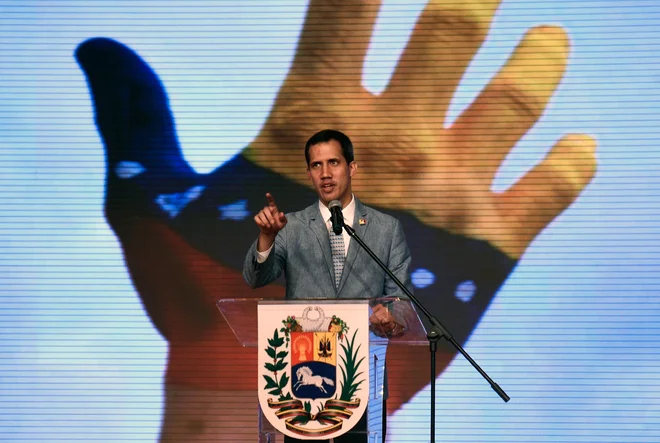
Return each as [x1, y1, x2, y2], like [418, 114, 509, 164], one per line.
[255, 193, 288, 252]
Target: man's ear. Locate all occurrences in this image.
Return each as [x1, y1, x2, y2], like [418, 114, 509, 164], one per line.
[349, 161, 358, 177]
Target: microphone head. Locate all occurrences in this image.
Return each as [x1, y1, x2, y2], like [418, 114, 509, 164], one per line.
[328, 200, 342, 211]
[328, 200, 343, 235]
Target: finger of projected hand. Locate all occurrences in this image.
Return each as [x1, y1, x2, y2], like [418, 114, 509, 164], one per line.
[290, 0, 382, 88]
[450, 26, 571, 177]
[497, 133, 597, 257]
[385, 0, 502, 120]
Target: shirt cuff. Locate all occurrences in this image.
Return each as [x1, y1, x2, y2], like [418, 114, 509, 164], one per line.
[256, 244, 273, 263]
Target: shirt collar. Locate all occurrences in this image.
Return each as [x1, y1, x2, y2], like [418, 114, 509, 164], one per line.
[319, 195, 356, 228]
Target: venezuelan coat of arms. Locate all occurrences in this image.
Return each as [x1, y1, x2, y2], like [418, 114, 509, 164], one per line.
[258, 302, 370, 439]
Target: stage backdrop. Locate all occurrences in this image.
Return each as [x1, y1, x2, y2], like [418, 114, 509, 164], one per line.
[1, 1, 659, 442]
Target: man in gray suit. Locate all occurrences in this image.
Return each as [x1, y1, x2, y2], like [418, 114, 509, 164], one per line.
[243, 129, 413, 442]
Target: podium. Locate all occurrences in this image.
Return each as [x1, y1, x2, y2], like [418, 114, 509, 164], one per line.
[217, 297, 427, 442]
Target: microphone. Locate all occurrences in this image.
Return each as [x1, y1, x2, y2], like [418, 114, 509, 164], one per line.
[328, 200, 343, 235]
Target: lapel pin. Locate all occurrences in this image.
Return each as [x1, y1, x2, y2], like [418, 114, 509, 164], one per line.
[359, 218, 366, 225]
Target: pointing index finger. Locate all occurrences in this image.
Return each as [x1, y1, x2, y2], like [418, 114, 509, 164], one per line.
[265, 193, 280, 214]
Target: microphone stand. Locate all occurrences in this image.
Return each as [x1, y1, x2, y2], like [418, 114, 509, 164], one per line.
[342, 220, 510, 443]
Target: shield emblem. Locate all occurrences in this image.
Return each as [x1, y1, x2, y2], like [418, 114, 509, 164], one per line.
[258, 303, 370, 440]
[291, 332, 337, 399]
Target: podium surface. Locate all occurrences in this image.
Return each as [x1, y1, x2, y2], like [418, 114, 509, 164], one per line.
[216, 297, 428, 347]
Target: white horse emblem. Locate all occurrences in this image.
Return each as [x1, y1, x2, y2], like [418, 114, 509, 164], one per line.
[293, 366, 335, 394]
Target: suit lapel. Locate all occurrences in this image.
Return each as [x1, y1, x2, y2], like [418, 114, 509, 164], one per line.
[305, 203, 335, 288]
[337, 199, 369, 294]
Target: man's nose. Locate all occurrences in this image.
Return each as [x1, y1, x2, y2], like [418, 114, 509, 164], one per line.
[321, 164, 331, 177]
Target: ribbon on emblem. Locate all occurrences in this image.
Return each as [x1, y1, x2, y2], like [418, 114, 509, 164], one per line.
[267, 398, 361, 436]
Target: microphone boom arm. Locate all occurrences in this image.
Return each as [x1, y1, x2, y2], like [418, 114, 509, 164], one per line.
[342, 219, 509, 442]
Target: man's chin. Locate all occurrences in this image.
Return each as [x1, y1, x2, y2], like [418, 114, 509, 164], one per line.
[318, 192, 337, 205]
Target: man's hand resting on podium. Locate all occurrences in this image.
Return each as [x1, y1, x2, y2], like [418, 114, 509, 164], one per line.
[370, 304, 404, 338]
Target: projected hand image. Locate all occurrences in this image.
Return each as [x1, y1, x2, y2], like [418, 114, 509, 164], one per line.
[248, 1, 597, 260]
[75, 0, 596, 441]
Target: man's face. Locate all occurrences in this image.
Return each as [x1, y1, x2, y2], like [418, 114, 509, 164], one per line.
[307, 140, 357, 208]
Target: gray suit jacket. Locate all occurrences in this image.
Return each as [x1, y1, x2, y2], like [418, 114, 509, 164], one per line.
[243, 198, 413, 301]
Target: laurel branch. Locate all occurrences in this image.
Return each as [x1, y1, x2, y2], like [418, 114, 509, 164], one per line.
[338, 329, 365, 401]
[263, 328, 292, 401]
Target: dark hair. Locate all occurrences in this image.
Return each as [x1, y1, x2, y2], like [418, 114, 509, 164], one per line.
[304, 129, 354, 166]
